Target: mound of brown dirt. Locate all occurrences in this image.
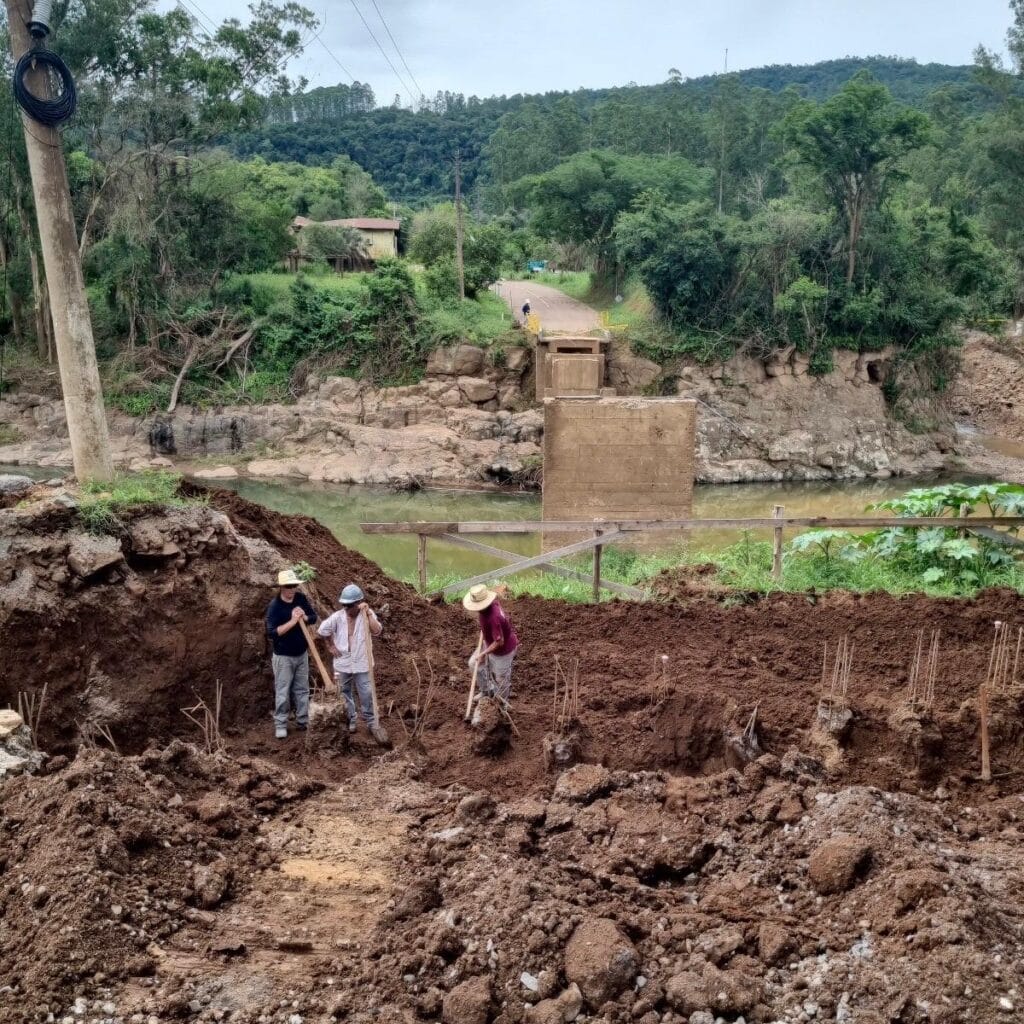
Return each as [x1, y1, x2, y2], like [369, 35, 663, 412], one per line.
[292, 757, 1024, 1024]
[0, 742, 317, 1023]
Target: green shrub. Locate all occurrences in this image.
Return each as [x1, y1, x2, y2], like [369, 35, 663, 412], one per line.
[78, 471, 199, 533]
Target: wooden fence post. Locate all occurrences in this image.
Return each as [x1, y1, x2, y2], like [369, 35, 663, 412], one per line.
[772, 505, 784, 582]
[980, 678, 992, 782]
[417, 534, 428, 594]
[593, 529, 603, 604]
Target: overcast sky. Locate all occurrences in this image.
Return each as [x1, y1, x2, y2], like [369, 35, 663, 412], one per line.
[191, 0, 1014, 103]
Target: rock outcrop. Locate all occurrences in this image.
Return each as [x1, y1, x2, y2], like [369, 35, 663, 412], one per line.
[0, 339, 972, 486]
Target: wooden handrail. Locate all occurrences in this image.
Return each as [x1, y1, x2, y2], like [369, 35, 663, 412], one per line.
[362, 516, 1024, 536]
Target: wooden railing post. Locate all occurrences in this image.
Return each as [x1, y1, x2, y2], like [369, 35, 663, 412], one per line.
[772, 505, 784, 582]
[417, 534, 428, 594]
[593, 529, 603, 604]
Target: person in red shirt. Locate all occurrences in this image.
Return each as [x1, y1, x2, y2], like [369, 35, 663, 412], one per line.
[463, 584, 519, 703]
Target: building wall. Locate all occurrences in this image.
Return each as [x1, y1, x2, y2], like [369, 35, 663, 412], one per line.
[361, 229, 398, 260]
[542, 397, 696, 535]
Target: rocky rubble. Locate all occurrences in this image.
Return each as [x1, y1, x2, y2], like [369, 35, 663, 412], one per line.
[0, 743, 318, 1024]
[0, 710, 44, 778]
[323, 756, 1024, 1024]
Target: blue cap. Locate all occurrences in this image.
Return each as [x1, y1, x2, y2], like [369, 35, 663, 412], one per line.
[339, 584, 364, 605]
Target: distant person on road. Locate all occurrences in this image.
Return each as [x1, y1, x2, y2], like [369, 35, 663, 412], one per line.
[521, 300, 531, 324]
[464, 584, 519, 704]
[318, 583, 386, 743]
[265, 569, 318, 739]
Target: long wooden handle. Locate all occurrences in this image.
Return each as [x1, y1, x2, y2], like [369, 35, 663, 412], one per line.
[464, 632, 484, 721]
[363, 608, 381, 724]
[299, 618, 334, 691]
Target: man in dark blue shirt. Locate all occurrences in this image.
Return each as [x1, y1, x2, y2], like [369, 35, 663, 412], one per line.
[265, 569, 318, 739]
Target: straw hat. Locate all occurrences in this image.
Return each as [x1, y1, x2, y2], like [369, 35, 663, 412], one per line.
[277, 569, 302, 587]
[463, 584, 498, 612]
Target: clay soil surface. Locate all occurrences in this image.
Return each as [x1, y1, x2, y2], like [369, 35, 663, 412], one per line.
[4, 486, 1024, 1023]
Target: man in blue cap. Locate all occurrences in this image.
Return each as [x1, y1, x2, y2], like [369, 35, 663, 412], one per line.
[317, 583, 386, 743]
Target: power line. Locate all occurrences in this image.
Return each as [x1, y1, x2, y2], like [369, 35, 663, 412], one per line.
[311, 29, 357, 85]
[347, 0, 415, 105]
[367, 0, 423, 100]
[175, 0, 218, 38]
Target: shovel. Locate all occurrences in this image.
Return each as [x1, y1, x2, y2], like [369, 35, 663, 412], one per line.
[299, 618, 334, 696]
[464, 632, 485, 722]
[362, 607, 390, 746]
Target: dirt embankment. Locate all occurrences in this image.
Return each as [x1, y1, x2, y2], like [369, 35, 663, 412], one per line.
[5, 487, 1024, 1022]
[952, 329, 1024, 444]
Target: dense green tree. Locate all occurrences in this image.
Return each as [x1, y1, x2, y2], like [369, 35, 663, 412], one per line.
[783, 73, 932, 282]
[512, 151, 710, 273]
[408, 205, 506, 297]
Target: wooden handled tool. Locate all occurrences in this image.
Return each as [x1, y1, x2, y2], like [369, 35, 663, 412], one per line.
[362, 607, 389, 744]
[464, 632, 484, 722]
[299, 617, 334, 692]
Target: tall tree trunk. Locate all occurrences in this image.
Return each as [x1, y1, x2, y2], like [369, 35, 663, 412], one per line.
[0, 230, 24, 344]
[12, 174, 51, 361]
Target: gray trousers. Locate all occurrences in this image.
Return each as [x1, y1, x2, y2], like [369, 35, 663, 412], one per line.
[337, 671, 376, 728]
[477, 651, 516, 702]
[272, 653, 309, 729]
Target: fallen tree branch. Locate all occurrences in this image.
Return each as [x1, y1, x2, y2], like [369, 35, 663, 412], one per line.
[214, 325, 257, 373]
[167, 343, 199, 413]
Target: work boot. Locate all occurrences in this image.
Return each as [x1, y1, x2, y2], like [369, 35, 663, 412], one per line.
[275, 726, 287, 740]
[370, 724, 389, 746]
[348, 717, 357, 734]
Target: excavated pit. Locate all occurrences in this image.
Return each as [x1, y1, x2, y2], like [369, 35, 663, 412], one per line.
[2, 485, 1023, 796]
[6, 486, 1024, 1024]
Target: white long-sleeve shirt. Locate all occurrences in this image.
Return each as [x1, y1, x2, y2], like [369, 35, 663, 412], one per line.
[317, 608, 380, 675]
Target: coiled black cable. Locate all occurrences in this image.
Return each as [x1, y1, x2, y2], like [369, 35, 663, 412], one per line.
[12, 48, 76, 127]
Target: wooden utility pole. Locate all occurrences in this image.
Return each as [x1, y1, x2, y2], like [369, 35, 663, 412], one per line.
[5, 0, 114, 482]
[454, 148, 465, 301]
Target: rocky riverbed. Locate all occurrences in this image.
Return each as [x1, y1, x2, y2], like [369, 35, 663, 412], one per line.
[0, 339, 991, 486]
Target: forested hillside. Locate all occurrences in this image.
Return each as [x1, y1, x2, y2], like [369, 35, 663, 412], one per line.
[4, 0, 1024, 424]
[232, 57, 998, 203]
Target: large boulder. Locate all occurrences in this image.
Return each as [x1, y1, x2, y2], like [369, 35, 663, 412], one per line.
[442, 976, 492, 1024]
[67, 534, 125, 579]
[428, 344, 486, 377]
[608, 353, 660, 392]
[564, 917, 637, 1009]
[0, 474, 34, 495]
[458, 377, 499, 405]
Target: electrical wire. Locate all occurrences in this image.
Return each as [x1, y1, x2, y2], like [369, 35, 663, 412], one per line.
[312, 31, 357, 84]
[12, 48, 76, 127]
[347, 0, 415, 105]
[367, 0, 423, 100]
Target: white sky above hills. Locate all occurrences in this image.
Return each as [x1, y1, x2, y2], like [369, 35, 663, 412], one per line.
[186, 0, 1013, 103]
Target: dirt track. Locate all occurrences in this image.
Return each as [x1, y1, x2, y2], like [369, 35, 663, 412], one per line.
[496, 279, 601, 333]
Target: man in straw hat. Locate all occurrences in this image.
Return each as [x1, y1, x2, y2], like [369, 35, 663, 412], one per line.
[464, 583, 519, 703]
[317, 583, 387, 744]
[265, 569, 318, 739]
